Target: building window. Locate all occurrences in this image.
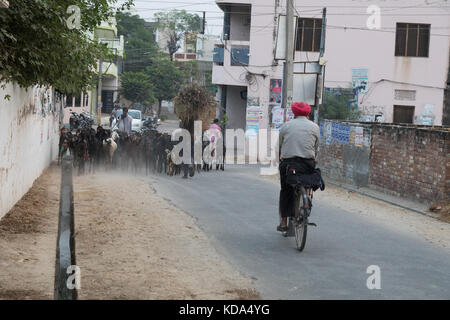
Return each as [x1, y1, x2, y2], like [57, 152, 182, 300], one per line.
[393, 105, 415, 124]
[394, 89, 416, 101]
[65, 94, 73, 108]
[395, 23, 430, 57]
[74, 95, 81, 107]
[296, 18, 322, 52]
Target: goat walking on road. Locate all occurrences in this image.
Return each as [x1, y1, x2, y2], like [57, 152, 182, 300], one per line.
[103, 130, 119, 170]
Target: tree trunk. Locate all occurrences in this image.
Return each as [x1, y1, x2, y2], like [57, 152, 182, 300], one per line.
[157, 99, 162, 116]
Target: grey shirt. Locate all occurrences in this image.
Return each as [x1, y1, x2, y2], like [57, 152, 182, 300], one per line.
[279, 116, 320, 161]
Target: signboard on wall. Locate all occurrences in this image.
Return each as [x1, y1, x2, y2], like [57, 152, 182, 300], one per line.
[275, 15, 298, 60]
[352, 68, 369, 94]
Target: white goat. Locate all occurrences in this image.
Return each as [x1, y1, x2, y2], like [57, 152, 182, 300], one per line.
[103, 131, 119, 169]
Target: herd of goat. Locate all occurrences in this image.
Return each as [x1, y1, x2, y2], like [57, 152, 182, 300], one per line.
[59, 124, 225, 176]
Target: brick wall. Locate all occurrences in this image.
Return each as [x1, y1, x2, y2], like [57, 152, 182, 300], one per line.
[369, 125, 449, 203]
[318, 120, 450, 204]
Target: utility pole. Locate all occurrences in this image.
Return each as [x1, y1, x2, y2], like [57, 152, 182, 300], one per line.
[316, 7, 327, 124]
[282, 0, 294, 112]
[202, 11, 206, 34]
[97, 56, 103, 125]
[443, 53, 450, 126]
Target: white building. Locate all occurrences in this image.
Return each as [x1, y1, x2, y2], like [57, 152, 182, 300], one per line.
[63, 17, 124, 123]
[212, 0, 450, 130]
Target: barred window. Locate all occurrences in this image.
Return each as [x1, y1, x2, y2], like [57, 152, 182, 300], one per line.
[394, 90, 416, 101]
[296, 18, 322, 52]
[395, 23, 430, 57]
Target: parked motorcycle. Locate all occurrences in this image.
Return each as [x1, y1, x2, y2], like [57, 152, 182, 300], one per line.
[69, 110, 94, 131]
[143, 116, 160, 129]
[69, 111, 80, 131]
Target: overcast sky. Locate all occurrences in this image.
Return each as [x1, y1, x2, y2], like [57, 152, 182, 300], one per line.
[122, 0, 224, 36]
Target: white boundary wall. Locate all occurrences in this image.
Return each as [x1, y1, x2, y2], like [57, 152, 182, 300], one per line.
[0, 83, 61, 219]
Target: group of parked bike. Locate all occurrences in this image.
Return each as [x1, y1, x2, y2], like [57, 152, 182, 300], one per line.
[69, 110, 94, 132]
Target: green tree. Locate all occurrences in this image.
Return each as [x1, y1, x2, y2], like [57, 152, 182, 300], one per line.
[154, 10, 202, 61]
[320, 90, 361, 121]
[146, 58, 184, 116]
[0, 0, 133, 95]
[120, 72, 154, 106]
[117, 12, 158, 73]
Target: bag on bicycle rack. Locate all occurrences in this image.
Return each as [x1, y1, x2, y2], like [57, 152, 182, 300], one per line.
[285, 164, 325, 191]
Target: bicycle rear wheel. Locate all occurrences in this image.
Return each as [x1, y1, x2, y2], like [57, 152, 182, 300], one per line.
[294, 186, 308, 251]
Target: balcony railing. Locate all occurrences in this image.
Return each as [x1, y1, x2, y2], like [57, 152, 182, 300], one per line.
[213, 41, 250, 66]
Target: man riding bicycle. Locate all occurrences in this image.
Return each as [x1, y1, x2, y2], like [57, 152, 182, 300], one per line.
[277, 102, 320, 233]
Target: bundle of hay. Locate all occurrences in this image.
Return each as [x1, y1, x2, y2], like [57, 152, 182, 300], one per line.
[174, 83, 215, 133]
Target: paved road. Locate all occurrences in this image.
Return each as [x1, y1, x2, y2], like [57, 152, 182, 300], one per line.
[149, 164, 450, 299]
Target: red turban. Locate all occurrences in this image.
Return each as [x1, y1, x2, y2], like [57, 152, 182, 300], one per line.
[291, 102, 311, 117]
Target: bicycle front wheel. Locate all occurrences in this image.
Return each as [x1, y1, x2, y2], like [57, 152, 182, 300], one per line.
[294, 187, 308, 251]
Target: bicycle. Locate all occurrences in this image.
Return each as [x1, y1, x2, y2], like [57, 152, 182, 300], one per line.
[279, 184, 317, 252]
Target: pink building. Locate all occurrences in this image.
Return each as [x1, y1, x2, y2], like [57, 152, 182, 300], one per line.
[212, 0, 450, 130]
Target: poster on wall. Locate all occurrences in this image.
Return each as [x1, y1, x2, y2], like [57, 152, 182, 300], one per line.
[420, 104, 435, 125]
[246, 122, 259, 137]
[272, 107, 284, 132]
[272, 107, 284, 124]
[269, 79, 283, 106]
[354, 126, 364, 147]
[331, 122, 350, 145]
[246, 106, 263, 122]
[246, 106, 263, 137]
[352, 68, 369, 94]
[247, 97, 260, 107]
[285, 107, 294, 122]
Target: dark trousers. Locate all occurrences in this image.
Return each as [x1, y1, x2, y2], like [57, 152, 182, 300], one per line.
[279, 157, 315, 218]
[182, 141, 195, 177]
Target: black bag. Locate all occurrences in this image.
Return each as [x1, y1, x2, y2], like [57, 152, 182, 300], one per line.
[286, 164, 325, 191]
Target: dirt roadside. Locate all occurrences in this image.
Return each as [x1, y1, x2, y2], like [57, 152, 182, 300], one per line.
[0, 164, 259, 299]
[0, 166, 60, 299]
